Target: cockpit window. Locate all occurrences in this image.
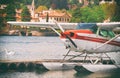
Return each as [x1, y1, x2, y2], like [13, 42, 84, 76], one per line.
[100, 30, 108, 37]
[99, 29, 115, 38]
[76, 23, 98, 33]
[76, 23, 115, 38]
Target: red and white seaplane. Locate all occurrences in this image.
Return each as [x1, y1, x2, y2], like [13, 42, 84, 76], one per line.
[7, 21, 120, 72]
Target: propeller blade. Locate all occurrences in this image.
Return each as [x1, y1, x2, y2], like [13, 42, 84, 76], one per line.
[54, 21, 77, 49]
[54, 21, 64, 32]
[65, 34, 77, 48]
[49, 26, 61, 36]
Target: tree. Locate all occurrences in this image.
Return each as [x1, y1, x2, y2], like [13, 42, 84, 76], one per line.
[60, 0, 69, 10]
[111, 0, 120, 21]
[35, 6, 48, 13]
[21, 6, 31, 21]
[36, 0, 51, 8]
[70, 5, 105, 23]
[111, 5, 120, 21]
[115, 0, 120, 6]
[70, 8, 81, 22]
[46, 12, 49, 22]
[0, 9, 6, 31]
[88, 0, 99, 7]
[5, 4, 16, 21]
[80, 6, 105, 23]
[51, 0, 68, 10]
[93, 0, 99, 5]
[100, 2, 116, 21]
[68, 0, 79, 4]
[0, 0, 15, 4]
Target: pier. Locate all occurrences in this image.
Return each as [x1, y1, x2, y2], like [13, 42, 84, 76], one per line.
[0, 59, 82, 72]
[0, 59, 48, 72]
[0, 59, 113, 72]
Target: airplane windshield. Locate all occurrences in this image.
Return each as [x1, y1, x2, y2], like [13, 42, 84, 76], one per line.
[76, 23, 98, 33]
[99, 29, 115, 38]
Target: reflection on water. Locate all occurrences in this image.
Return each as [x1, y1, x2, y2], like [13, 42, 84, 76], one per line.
[0, 69, 75, 78]
[0, 70, 120, 78]
[75, 72, 120, 78]
[0, 36, 120, 78]
[40, 70, 75, 78]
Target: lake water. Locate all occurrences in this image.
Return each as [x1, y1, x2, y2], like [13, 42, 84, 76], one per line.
[0, 36, 120, 78]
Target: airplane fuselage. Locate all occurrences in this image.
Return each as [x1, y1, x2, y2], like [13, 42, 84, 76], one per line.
[60, 29, 120, 53]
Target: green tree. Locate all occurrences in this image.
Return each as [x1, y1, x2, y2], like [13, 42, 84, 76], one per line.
[68, 0, 79, 4]
[111, 5, 120, 21]
[115, 0, 120, 6]
[70, 5, 105, 23]
[35, 6, 48, 13]
[88, 0, 99, 7]
[93, 0, 99, 5]
[21, 6, 31, 21]
[80, 6, 105, 23]
[0, 0, 15, 4]
[5, 4, 16, 21]
[111, 0, 120, 21]
[0, 9, 6, 31]
[60, 0, 68, 10]
[36, 0, 51, 8]
[100, 2, 116, 21]
[51, 0, 68, 10]
[70, 8, 81, 22]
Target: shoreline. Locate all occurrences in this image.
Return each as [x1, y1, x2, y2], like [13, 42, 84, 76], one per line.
[0, 31, 58, 36]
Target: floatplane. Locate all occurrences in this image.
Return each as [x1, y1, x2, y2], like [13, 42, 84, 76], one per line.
[7, 21, 120, 73]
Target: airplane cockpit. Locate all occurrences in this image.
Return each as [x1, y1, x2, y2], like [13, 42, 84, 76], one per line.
[76, 23, 98, 33]
[76, 23, 115, 38]
[99, 29, 115, 38]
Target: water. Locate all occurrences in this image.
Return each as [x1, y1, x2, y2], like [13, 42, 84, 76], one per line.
[0, 36, 69, 60]
[0, 36, 120, 78]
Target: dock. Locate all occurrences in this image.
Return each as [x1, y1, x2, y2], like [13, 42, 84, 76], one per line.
[0, 58, 114, 72]
[0, 59, 82, 72]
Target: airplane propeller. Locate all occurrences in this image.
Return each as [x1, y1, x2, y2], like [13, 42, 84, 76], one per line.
[54, 21, 77, 48]
[54, 21, 78, 61]
[65, 35, 77, 48]
[54, 21, 64, 32]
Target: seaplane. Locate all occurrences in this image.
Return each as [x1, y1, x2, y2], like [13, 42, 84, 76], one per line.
[7, 21, 120, 73]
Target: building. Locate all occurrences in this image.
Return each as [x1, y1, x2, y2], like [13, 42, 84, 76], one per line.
[16, 7, 72, 22]
[15, 5, 38, 22]
[16, 0, 72, 22]
[36, 9, 72, 23]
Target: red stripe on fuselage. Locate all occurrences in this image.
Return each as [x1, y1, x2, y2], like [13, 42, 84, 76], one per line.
[61, 35, 120, 47]
[60, 29, 120, 47]
[75, 35, 120, 47]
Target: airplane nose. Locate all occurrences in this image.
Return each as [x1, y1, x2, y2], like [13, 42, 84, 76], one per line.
[70, 32, 74, 37]
[64, 39, 71, 49]
[60, 32, 74, 38]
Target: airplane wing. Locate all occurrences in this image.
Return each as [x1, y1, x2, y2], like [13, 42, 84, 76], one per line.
[7, 21, 120, 30]
[97, 22, 120, 30]
[7, 21, 78, 30]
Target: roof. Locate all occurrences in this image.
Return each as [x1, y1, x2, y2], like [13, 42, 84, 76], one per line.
[39, 10, 72, 18]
